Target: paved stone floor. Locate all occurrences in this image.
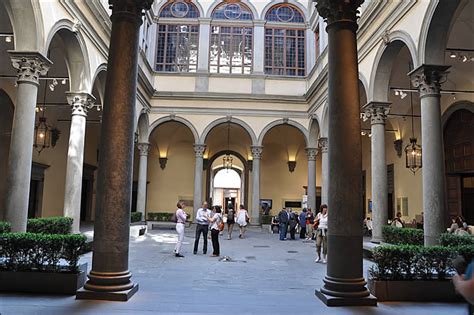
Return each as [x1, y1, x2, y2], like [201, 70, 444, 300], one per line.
[0, 226, 468, 315]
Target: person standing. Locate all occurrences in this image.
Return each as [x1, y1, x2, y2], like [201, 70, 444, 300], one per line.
[299, 208, 307, 239]
[278, 208, 290, 241]
[174, 201, 187, 258]
[226, 205, 235, 240]
[194, 201, 211, 255]
[289, 210, 298, 240]
[306, 208, 314, 240]
[315, 204, 328, 263]
[208, 206, 223, 257]
[236, 204, 249, 239]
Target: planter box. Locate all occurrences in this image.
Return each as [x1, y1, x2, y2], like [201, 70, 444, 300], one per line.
[368, 277, 462, 302]
[0, 263, 87, 295]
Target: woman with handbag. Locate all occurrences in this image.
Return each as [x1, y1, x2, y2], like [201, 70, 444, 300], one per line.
[207, 206, 223, 257]
[236, 204, 249, 239]
[315, 204, 328, 263]
[174, 201, 187, 258]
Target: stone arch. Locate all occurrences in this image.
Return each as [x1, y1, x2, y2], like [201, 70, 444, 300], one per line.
[90, 64, 107, 105]
[419, 0, 466, 64]
[3, 0, 43, 51]
[369, 33, 418, 102]
[200, 117, 257, 145]
[155, 0, 205, 17]
[43, 19, 92, 92]
[261, 0, 309, 21]
[442, 101, 474, 130]
[137, 112, 150, 144]
[308, 116, 321, 148]
[149, 115, 199, 144]
[321, 102, 329, 138]
[258, 119, 309, 147]
[206, 0, 258, 20]
[359, 72, 370, 98]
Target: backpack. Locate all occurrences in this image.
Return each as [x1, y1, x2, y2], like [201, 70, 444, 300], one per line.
[171, 212, 178, 223]
[228, 209, 234, 220]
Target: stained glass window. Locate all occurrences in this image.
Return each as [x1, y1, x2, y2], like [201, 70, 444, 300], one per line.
[265, 4, 306, 76]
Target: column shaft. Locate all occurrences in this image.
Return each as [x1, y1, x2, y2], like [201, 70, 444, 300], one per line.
[197, 19, 211, 72]
[251, 146, 262, 224]
[253, 21, 265, 74]
[306, 148, 318, 211]
[193, 144, 206, 220]
[136, 143, 150, 219]
[5, 52, 50, 232]
[319, 138, 329, 205]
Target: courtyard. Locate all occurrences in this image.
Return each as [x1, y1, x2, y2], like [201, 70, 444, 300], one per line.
[0, 227, 467, 315]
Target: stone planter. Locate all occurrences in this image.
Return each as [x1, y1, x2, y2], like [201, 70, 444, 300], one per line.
[367, 277, 462, 302]
[0, 263, 87, 295]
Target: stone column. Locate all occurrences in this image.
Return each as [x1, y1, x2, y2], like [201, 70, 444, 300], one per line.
[319, 137, 329, 205]
[409, 64, 450, 246]
[306, 148, 318, 211]
[63, 92, 95, 234]
[77, 0, 153, 301]
[253, 20, 265, 75]
[362, 102, 391, 243]
[135, 142, 150, 220]
[197, 18, 211, 72]
[5, 52, 50, 232]
[251, 146, 263, 224]
[193, 144, 206, 219]
[314, 0, 376, 306]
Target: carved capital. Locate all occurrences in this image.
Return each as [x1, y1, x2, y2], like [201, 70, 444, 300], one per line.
[9, 51, 51, 85]
[109, 0, 154, 19]
[409, 64, 450, 98]
[194, 144, 206, 158]
[66, 92, 96, 117]
[318, 137, 328, 153]
[361, 101, 391, 125]
[137, 143, 150, 156]
[251, 146, 263, 159]
[306, 148, 319, 161]
[314, 0, 364, 25]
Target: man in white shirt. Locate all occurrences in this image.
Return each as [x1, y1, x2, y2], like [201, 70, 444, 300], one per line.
[193, 201, 211, 255]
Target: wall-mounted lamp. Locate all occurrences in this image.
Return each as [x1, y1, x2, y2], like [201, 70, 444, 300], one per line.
[287, 161, 296, 173]
[394, 139, 403, 158]
[247, 160, 253, 172]
[159, 157, 168, 170]
[203, 158, 209, 171]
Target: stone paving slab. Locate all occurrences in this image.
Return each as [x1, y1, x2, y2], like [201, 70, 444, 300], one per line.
[0, 227, 468, 315]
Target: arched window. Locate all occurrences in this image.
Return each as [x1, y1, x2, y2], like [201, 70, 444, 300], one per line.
[209, 2, 254, 74]
[265, 4, 306, 76]
[156, 1, 200, 72]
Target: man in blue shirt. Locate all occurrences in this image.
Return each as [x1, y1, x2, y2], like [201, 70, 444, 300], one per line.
[194, 201, 211, 255]
[299, 208, 307, 239]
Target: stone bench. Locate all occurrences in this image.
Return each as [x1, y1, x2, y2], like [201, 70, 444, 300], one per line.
[146, 221, 191, 230]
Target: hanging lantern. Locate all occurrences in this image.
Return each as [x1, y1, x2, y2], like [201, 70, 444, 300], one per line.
[34, 117, 52, 154]
[405, 137, 422, 174]
[223, 154, 233, 170]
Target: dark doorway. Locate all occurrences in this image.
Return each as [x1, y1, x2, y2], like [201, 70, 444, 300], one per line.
[462, 176, 474, 224]
[28, 162, 49, 219]
[28, 180, 40, 218]
[132, 181, 138, 213]
[225, 197, 236, 212]
[80, 179, 89, 221]
[387, 164, 395, 219]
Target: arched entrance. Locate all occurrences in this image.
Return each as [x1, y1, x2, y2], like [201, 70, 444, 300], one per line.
[444, 108, 474, 224]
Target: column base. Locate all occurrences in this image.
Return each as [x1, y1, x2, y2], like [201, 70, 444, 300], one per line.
[315, 288, 377, 307]
[76, 283, 138, 301]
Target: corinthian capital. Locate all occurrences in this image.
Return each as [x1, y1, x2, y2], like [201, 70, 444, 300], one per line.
[409, 64, 450, 97]
[361, 101, 391, 125]
[251, 146, 263, 159]
[306, 148, 319, 161]
[66, 92, 96, 117]
[318, 137, 328, 153]
[314, 0, 364, 25]
[108, 0, 154, 17]
[9, 51, 51, 85]
[193, 144, 206, 158]
[137, 143, 150, 156]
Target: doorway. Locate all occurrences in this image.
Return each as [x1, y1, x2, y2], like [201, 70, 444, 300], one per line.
[212, 168, 242, 208]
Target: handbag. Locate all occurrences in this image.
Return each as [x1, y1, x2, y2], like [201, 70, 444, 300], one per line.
[218, 221, 225, 231]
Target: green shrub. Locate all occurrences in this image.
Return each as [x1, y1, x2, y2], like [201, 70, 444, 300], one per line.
[0, 232, 86, 272]
[455, 244, 474, 262]
[439, 233, 474, 247]
[131, 212, 142, 223]
[27, 217, 73, 234]
[370, 244, 457, 281]
[382, 225, 424, 245]
[261, 215, 272, 225]
[0, 221, 11, 234]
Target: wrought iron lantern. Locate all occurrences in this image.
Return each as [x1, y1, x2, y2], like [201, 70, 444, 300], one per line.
[405, 137, 422, 174]
[223, 122, 233, 170]
[33, 116, 51, 154]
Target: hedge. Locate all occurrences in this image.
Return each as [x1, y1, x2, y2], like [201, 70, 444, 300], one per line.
[369, 244, 469, 281]
[382, 225, 424, 245]
[148, 212, 191, 222]
[439, 233, 474, 247]
[0, 221, 11, 234]
[131, 212, 142, 223]
[27, 217, 73, 234]
[262, 215, 272, 225]
[0, 232, 86, 272]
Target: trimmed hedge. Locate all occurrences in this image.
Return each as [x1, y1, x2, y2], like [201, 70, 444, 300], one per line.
[0, 221, 11, 234]
[0, 232, 86, 272]
[262, 215, 272, 225]
[131, 212, 142, 223]
[27, 217, 73, 234]
[439, 233, 474, 247]
[382, 225, 424, 245]
[370, 244, 466, 281]
[148, 212, 190, 222]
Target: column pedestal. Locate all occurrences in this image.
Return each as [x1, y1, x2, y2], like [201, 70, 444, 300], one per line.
[63, 92, 95, 234]
[76, 0, 153, 301]
[409, 64, 450, 246]
[319, 137, 329, 205]
[314, 0, 376, 306]
[362, 102, 391, 243]
[193, 144, 206, 220]
[251, 146, 263, 224]
[135, 143, 150, 220]
[5, 52, 50, 232]
[306, 148, 318, 211]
